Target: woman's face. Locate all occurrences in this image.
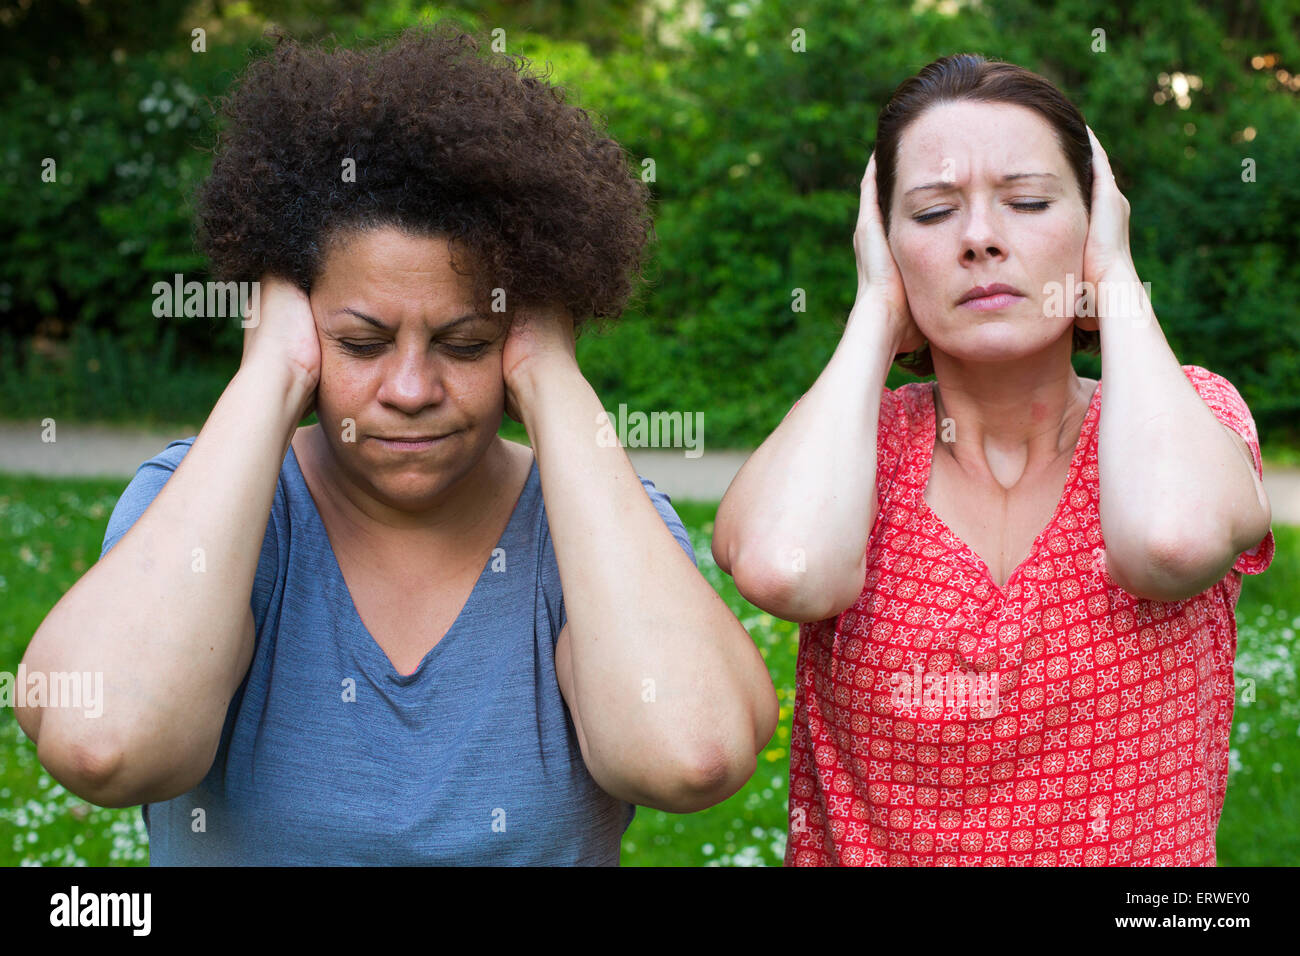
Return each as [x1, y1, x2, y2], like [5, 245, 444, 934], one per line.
[886, 100, 1090, 364]
[308, 226, 507, 510]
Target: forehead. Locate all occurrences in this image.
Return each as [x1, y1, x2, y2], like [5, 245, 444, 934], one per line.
[315, 227, 479, 310]
[896, 100, 1065, 180]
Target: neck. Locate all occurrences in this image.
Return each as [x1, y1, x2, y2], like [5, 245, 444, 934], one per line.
[929, 336, 1093, 488]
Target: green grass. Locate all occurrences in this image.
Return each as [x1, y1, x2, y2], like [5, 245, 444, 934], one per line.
[1214, 529, 1300, 866]
[619, 500, 797, 866]
[1, 478, 1295, 865]
[0, 478, 150, 864]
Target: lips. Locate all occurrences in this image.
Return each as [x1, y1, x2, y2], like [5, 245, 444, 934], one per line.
[957, 283, 1024, 305]
[369, 432, 458, 444]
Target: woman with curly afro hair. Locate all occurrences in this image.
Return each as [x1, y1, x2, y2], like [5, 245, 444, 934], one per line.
[19, 22, 778, 865]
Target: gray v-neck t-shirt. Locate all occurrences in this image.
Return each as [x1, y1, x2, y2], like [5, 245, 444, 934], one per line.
[99, 436, 696, 865]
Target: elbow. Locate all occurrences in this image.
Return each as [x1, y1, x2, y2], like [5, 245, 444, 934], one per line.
[36, 732, 135, 808]
[677, 688, 780, 812]
[1109, 526, 1233, 602]
[656, 687, 777, 813]
[629, 638, 779, 813]
[711, 529, 734, 576]
[651, 742, 758, 815]
[606, 715, 764, 814]
[728, 550, 860, 624]
[33, 720, 208, 809]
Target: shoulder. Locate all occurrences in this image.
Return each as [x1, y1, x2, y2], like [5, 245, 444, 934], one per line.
[1096, 366, 1258, 449]
[100, 436, 199, 559]
[1176, 365, 1256, 422]
[496, 437, 539, 493]
[500, 436, 534, 460]
[877, 381, 932, 447]
[148, 435, 199, 468]
[1173, 363, 1249, 411]
[1176, 365, 1262, 460]
[517, 439, 694, 568]
[881, 380, 934, 419]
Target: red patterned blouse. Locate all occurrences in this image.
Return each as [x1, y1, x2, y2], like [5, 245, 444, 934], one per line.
[785, 365, 1274, 866]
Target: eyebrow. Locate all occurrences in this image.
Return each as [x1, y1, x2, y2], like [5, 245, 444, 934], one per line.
[333, 308, 486, 333]
[904, 172, 1060, 196]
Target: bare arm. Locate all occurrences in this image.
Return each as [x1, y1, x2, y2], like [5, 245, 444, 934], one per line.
[505, 309, 778, 814]
[712, 304, 903, 622]
[1095, 274, 1271, 600]
[713, 152, 922, 623]
[1082, 129, 1272, 600]
[16, 278, 319, 807]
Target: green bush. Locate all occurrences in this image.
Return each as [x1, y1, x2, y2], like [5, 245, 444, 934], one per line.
[1, 0, 1296, 447]
[572, 0, 1300, 447]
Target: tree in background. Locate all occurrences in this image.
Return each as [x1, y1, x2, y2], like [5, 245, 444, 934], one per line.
[1, 0, 1296, 446]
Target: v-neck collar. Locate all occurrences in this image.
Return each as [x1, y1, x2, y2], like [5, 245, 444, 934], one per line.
[285, 440, 540, 683]
[914, 378, 1102, 599]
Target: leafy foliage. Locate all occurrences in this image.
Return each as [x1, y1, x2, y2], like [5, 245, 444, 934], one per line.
[0, 0, 1296, 447]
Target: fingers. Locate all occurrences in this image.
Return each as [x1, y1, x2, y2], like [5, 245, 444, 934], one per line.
[1087, 125, 1117, 184]
[858, 151, 882, 232]
[512, 301, 573, 330]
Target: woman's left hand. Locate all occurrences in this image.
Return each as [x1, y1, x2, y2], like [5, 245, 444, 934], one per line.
[501, 302, 579, 423]
[1081, 126, 1137, 290]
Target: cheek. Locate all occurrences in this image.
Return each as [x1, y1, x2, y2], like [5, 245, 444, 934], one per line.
[446, 361, 507, 409]
[890, 232, 942, 297]
[1035, 211, 1089, 270]
[314, 359, 379, 418]
[318, 359, 364, 396]
[476, 366, 508, 408]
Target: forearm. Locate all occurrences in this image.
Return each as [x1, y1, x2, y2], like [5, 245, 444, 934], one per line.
[518, 366, 777, 804]
[1096, 268, 1265, 590]
[713, 296, 900, 621]
[18, 359, 312, 805]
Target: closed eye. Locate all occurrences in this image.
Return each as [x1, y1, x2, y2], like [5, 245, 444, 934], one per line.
[444, 343, 490, 359]
[340, 341, 490, 358]
[914, 201, 1052, 224]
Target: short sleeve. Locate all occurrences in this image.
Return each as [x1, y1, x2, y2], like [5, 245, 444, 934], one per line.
[544, 474, 698, 638]
[874, 386, 905, 512]
[100, 439, 197, 559]
[99, 437, 283, 638]
[1181, 365, 1274, 575]
[638, 476, 697, 567]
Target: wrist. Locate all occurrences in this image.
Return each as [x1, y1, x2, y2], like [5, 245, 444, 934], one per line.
[236, 357, 317, 426]
[846, 295, 909, 353]
[1095, 260, 1139, 287]
[1093, 265, 1154, 327]
[509, 356, 587, 433]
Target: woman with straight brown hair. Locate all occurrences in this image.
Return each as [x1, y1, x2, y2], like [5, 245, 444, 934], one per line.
[715, 54, 1273, 866]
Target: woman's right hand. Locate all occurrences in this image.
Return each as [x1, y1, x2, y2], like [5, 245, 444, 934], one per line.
[241, 274, 322, 420]
[853, 151, 925, 354]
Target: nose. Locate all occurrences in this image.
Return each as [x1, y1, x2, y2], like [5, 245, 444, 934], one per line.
[375, 342, 447, 413]
[959, 200, 1007, 263]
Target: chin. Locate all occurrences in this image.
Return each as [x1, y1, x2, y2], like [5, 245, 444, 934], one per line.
[935, 327, 1065, 364]
[368, 429, 493, 480]
[362, 456, 476, 504]
[371, 477, 458, 509]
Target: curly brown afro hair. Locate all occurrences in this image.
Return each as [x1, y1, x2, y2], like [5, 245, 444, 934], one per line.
[194, 22, 652, 329]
